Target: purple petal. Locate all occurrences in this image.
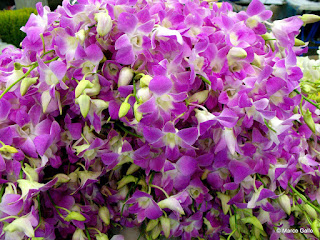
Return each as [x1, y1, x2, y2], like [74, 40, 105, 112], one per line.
[256, 189, 277, 202]
[49, 61, 67, 80]
[85, 44, 103, 65]
[143, 127, 163, 144]
[176, 156, 197, 176]
[115, 34, 131, 50]
[0, 194, 23, 215]
[247, 0, 265, 16]
[228, 160, 254, 184]
[34, 134, 53, 156]
[149, 76, 172, 95]
[117, 12, 138, 33]
[266, 77, 285, 95]
[177, 127, 198, 145]
[145, 202, 162, 219]
[115, 46, 135, 65]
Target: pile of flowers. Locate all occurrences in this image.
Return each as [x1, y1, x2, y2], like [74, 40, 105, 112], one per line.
[0, 0, 320, 239]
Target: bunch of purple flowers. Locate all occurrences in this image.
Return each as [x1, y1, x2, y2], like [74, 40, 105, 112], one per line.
[0, 0, 320, 239]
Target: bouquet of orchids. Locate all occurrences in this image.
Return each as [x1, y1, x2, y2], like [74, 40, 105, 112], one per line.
[1, 0, 320, 239]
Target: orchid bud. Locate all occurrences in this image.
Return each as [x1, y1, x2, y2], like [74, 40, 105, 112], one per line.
[217, 192, 231, 215]
[118, 67, 133, 87]
[133, 102, 143, 122]
[126, 163, 140, 175]
[72, 229, 86, 240]
[0, 145, 18, 154]
[188, 90, 209, 104]
[76, 94, 91, 118]
[94, 11, 112, 37]
[278, 194, 291, 215]
[20, 77, 38, 96]
[64, 211, 86, 222]
[146, 219, 159, 232]
[96, 234, 109, 240]
[41, 90, 51, 113]
[118, 102, 131, 118]
[136, 87, 152, 102]
[227, 47, 247, 60]
[140, 75, 152, 87]
[151, 224, 161, 240]
[84, 77, 101, 96]
[75, 80, 94, 98]
[311, 219, 320, 238]
[99, 206, 110, 226]
[160, 217, 171, 238]
[194, 109, 215, 123]
[14, 62, 22, 70]
[53, 173, 71, 186]
[303, 109, 316, 133]
[303, 204, 318, 219]
[117, 175, 138, 189]
[32, 237, 45, 240]
[299, 14, 320, 26]
[158, 197, 185, 215]
[294, 38, 305, 46]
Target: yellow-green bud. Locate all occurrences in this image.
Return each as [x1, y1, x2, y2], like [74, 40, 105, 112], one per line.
[94, 11, 112, 37]
[303, 204, 318, 219]
[20, 77, 38, 96]
[0, 145, 18, 154]
[64, 212, 86, 222]
[41, 90, 51, 113]
[151, 224, 161, 240]
[146, 219, 159, 232]
[217, 192, 231, 215]
[311, 219, 320, 238]
[126, 163, 140, 175]
[85, 77, 101, 96]
[96, 234, 109, 240]
[99, 206, 110, 226]
[299, 14, 320, 26]
[72, 229, 86, 240]
[303, 109, 316, 133]
[75, 80, 94, 98]
[140, 75, 153, 88]
[53, 173, 71, 186]
[117, 175, 138, 189]
[76, 94, 91, 118]
[14, 62, 22, 70]
[160, 217, 171, 238]
[187, 90, 209, 104]
[278, 194, 291, 215]
[133, 101, 143, 122]
[118, 101, 131, 118]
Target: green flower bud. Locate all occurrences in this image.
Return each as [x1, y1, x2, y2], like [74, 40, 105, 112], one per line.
[118, 101, 131, 118]
[151, 224, 161, 240]
[311, 219, 320, 238]
[85, 77, 101, 96]
[299, 14, 320, 26]
[99, 206, 110, 226]
[146, 219, 159, 232]
[96, 234, 109, 240]
[76, 94, 91, 118]
[187, 90, 209, 104]
[303, 204, 318, 219]
[303, 109, 316, 133]
[64, 211, 86, 222]
[133, 101, 143, 122]
[94, 11, 112, 37]
[217, 192, 231, 215]
[140, 75, 153, 88]
[72, 229, 86, 240]
[126, 163, 140, 175]
[14, 62, 22, 70]
[75, 80, 94, 98]
[278, 194, 291, 215]
[53, 173, 71, 186]
[0, 145, 18, 154]
[91, 99, 109, 114]
[160, 217, 171, 238]
[117, 175, 138, 189]
[20, 77, 38, 96]
[41, 90, 51, 113]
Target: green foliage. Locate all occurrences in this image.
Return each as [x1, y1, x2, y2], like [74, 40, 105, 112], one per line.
[0, 8, 37, 47]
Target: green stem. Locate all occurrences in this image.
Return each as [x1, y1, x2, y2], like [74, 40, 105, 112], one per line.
[41, 49, 54, 58]
[40, 34, 45, 54]
[264, 119, 277, 133]
[197, 74, 211, 85]
[115, 123, 142, 138]
[85, 226, 92, 240]
[47, 192, 65, 219]
[227, 229, 236, 240]
[294, 89, 320, 110]
[150, 184, 170, 198]
[256, 174, 267, 188]
[288, 183, 320, 214]
[0, 184, 5, 202]
[0, 216, 19, 222]
[0, 65, 37, 100]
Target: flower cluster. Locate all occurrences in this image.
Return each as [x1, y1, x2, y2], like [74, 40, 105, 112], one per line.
[0, 0, 320, 239]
